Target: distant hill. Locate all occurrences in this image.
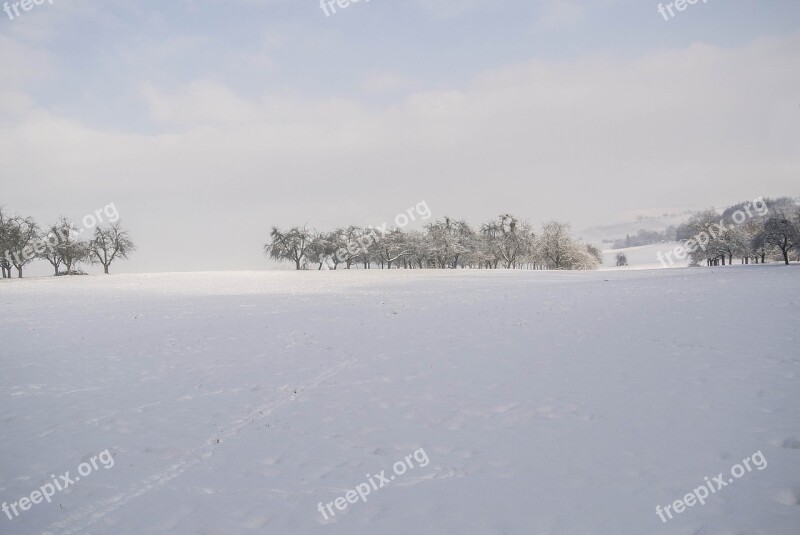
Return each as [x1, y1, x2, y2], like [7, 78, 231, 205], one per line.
[580, 196, 800, 247]
[578, 209, 695, 245]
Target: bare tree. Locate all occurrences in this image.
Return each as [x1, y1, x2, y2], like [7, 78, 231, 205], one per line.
[35, 216, 91, 275]
[481, 214, 534, 269]
[425, 217, 476, 269]
[37, 219, 71, 275]
[4, 215, 39, 278]
[404, 229, 431, 269]
[683, 209, 726, 266]
[795, 207, 800, 260]
[307, 230, 346, 270]
[0, 206, 12, 278]
[538, 221, 576, 270]
[374, 229, 411, 269]
[264, 226, 313, 270]
[759, 213, 799, 265]
[90, 222, 136, 274]
[339, 226, 365, 269]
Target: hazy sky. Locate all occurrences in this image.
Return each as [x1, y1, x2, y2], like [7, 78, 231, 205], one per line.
[1, 0, 798, 273]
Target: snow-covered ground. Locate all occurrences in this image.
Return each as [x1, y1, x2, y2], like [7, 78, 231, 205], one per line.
[1, 267, 799, 535]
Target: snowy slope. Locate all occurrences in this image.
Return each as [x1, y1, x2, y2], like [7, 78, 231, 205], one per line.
[578, 211, 692, 244]
[1, 268, 799, 535]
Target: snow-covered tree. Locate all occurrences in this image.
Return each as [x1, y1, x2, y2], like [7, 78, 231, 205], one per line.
[682, 210, 724, 266]
[306, 231, 336, 270]
[4, 215, 39, 278]
[401, 230, 431, 269]
[0, 206, 12, 278]
[582, 244, 603, 270]
[759, 213, 799, 265]
[538, 221, 576, 270]
[481, 214, 534, 269]
[425, 218, 476, 269]
[264, 226, 313, 270]
[373, 229, 411, 269]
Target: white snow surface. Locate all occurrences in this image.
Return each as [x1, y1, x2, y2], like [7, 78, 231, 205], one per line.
[1, 267, 799, 535]
[602, 243, 691, 270]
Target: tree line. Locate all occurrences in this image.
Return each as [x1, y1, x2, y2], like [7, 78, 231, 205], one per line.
[265, 215, 603, 270]
[677, 197, 800, 266]
[0, 205, 136, 278]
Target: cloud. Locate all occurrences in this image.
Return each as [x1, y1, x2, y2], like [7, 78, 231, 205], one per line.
[538, 1, 587, 30]
[139, 80, 257, 126]
[1, 33, 798, 272]
[0, 34, 51, 89]
[359, 71, 414, 94]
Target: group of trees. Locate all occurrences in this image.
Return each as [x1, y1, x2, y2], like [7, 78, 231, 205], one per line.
[678, 197, 800, 266]
[0, 206, 135, 278]
[265, 215, 602, 271]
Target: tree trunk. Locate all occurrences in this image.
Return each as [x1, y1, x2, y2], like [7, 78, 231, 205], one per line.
[104, 264, 110, 274]
[17, 266, 22, 278]
[782, 249, 790, 265]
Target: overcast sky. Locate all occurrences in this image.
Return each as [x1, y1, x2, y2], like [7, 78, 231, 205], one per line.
[1, 0, 798, 274]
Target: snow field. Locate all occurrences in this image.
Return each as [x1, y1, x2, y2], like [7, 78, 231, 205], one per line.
[1, 267, 799, 534]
